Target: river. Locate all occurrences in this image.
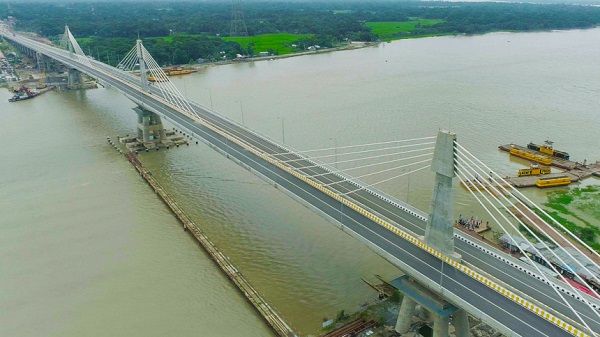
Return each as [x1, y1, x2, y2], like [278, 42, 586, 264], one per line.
[2, 28, 600, 337]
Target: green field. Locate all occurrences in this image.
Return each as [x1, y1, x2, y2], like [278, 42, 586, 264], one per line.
[224, 33, 312, 55]
[540, 185, 600, 252]
[366, 19, 445, 41]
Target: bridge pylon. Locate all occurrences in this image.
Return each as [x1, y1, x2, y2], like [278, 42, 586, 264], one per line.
[136, 39, 149, 91]
[424, 129, 458, 259]
[61, 25, 88, 61]
[394, 130, 471, 337]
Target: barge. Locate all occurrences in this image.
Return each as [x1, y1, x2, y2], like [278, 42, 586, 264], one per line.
[527, 140, 570, 161]
[8, 86, 39, 102]
[535, 176, 571, 188]
[509, 147, 552, 165]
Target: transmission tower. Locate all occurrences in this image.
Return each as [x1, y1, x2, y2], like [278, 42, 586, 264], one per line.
[230, 0, 248, 37]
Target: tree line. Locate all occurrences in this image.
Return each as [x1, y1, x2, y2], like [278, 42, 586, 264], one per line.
[3, 1, 600, 65]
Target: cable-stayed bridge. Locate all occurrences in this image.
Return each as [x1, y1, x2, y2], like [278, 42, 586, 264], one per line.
[2, 24, 600, 337]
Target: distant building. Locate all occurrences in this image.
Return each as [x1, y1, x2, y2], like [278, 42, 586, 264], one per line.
[196, 58, 206, 64]
[258, 51, 270, 57]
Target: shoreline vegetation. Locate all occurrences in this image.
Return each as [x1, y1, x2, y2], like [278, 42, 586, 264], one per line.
[5, 1, 600, 66]
[540, 186, 600, 252]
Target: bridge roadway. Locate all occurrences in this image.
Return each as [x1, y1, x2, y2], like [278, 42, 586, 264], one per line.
[3, 29, 597, 336]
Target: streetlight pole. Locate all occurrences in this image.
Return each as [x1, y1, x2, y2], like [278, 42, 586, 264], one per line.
[240, 100, 245, 126]
[406, 174, 411, 203]
[279, 117, 285, 144]
[209, 89, 214, 109]
[330, 137, 338, 168]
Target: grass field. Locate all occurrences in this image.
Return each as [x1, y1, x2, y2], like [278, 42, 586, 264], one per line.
[224, 33, 312, 55]
[366, 19, 445, 41]
[540, 185, 600, 252]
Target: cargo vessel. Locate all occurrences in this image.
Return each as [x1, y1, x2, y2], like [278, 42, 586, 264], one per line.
[509, 147, 552, 165]
[527, 140, 570, 161]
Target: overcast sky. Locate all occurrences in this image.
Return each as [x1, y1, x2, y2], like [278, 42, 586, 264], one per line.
[0, 0, 596, 4]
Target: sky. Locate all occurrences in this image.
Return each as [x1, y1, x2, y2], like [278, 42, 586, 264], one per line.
[0, 0, 598, 5]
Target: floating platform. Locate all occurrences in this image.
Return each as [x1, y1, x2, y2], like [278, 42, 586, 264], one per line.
[498, 144, 600, 188]
[118, 129, 188, 153]
[503, 172, 580, 188]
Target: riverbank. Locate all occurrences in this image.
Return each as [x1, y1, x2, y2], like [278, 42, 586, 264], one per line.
[124, 152, 297, 337]
[192, 41, 377, 69]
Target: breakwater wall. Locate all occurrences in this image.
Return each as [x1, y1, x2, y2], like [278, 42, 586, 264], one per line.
[126, 153, 297, 337]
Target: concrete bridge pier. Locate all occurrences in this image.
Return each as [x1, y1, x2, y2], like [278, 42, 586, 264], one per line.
[25, 46, 34, 58]
[391, 274, 470, 337]
[135, 106, 166, 145]
[67, 68, 82, 87]
[453, 309, 470, 337]
[36, 52, 44, 72]
[36, 52, 55, 73]
[433, 315, 450, 337]
[395, 296, 417, 333]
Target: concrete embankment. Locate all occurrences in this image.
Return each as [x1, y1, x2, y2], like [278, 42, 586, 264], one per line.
[125, 153, 297, 337]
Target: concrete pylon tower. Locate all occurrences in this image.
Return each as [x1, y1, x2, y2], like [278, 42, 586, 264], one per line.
[136, 39, 149, 91]
[424, 130, 458, 258]
[62, 25, 74, 53]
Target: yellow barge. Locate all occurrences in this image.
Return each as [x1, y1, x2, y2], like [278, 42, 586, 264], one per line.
[517, 164, 551, 177]
[510, 147, 552, 165]
[535, 176, 571, 188]
[164, 67, 197, 76]
[148, 67, 198, 82]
